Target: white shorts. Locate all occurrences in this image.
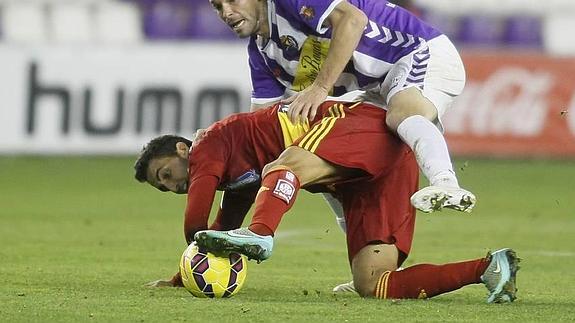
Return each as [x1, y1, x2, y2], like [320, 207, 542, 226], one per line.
[370, 35, 466, 131]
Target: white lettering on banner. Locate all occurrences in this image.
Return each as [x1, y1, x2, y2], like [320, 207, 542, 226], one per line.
[444, 68, 553, 137]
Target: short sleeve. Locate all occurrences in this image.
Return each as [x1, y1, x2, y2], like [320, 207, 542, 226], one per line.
[248, 38, 286, 103]
[282, 0, 344, 34]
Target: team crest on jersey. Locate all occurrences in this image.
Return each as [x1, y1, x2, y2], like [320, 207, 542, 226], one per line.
[299, 6, 315, 20]
[280, 35, 299, 58]
[280, 35, 298, 51]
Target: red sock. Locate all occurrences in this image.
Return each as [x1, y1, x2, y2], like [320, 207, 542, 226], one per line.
[248, 168, 300, 236]
[374, 258, 490, 299]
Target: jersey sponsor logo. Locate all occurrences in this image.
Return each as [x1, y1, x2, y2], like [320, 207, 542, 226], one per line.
[220, 169, 261, 191]
[273, 179, 295, 204]
[299, 6, 315, 20]
[292, 37, 330, 92]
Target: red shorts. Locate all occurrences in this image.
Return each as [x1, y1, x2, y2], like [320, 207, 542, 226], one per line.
[293, 101, 419, 264]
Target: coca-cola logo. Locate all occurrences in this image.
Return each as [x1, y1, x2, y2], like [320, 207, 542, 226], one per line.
[444, 68, 553, 137]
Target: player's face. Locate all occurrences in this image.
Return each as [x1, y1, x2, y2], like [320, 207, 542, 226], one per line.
[146, 155, 189, 194]
[209, 0, 266, 38]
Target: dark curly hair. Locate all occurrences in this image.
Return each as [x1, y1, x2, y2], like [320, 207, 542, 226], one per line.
[134, 135, 193, 183]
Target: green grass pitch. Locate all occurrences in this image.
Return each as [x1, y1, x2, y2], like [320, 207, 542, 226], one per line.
[1, 157, 574, 322]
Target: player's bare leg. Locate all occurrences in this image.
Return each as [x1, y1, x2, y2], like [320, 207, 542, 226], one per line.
[350, 242, 519, 301]
[265, 146, 359, 186]
[386, 87, 476, 213]
[351, 244, 399, 297]
[195, 147, 357, 262]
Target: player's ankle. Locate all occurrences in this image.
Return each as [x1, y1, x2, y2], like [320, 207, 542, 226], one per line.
[248, 223, 274, 236]
[430, 171, 459, 188]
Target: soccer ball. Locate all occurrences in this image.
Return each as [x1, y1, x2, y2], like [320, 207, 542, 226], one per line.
[179, 243, 247, 298]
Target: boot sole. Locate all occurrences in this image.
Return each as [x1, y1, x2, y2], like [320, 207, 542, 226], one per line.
[195, 232, 268, 263]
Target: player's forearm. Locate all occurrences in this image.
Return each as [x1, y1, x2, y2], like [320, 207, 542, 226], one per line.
[314, 4, 367, 91]
[183, 176, 219, 243]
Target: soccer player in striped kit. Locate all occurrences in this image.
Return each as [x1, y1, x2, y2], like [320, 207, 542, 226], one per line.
[209, 0, 475, 214]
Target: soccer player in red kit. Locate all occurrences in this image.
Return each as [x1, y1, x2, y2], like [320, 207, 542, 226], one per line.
[134, 101, 519, 303]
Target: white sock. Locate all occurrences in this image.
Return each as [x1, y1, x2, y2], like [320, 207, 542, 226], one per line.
[396, 115, 459, 188]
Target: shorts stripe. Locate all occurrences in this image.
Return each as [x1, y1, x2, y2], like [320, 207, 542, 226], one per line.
[405, 45, 430, 89]
[308, 105, 346, 152]
[298, 104, 345, 152]
[308, 118, 337, 152]
[299, 117, 332, 151]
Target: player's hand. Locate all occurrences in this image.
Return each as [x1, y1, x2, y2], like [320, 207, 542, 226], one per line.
[284, 84, 329, 123]
[145, 279, 177, 287]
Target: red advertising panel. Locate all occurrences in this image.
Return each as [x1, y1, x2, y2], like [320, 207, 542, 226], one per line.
[444, 52, 575, 158]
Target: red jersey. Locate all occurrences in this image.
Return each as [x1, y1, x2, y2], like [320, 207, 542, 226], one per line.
[181, 101, 414, 244]
[182, 103, 301, 243]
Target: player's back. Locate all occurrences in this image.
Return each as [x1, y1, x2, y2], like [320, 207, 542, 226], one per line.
[194, 106, 287, 186]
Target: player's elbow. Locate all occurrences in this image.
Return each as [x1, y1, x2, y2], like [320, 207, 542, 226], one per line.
[343, 5, 368, 31]
[331, 3, 367, 34]
[351, 10, 368, 30]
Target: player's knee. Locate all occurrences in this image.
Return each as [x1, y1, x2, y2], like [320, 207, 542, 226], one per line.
[386, 105, 437, 130]
[386, 90, 437, 130]
[262, 147, 304, 176]
[262, 160, 288, 177]
[354, 277, 379, 298]
[351, 244, 399, 297]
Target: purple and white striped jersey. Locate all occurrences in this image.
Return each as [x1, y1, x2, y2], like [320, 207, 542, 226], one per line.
[248, 0, 442, 104]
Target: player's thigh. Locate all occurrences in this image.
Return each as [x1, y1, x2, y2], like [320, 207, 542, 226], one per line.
[351, 243, 399, 297]
[386, 87, 438, 130]
[382, 36, 465, 130]
[263, 146, 339, 186]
